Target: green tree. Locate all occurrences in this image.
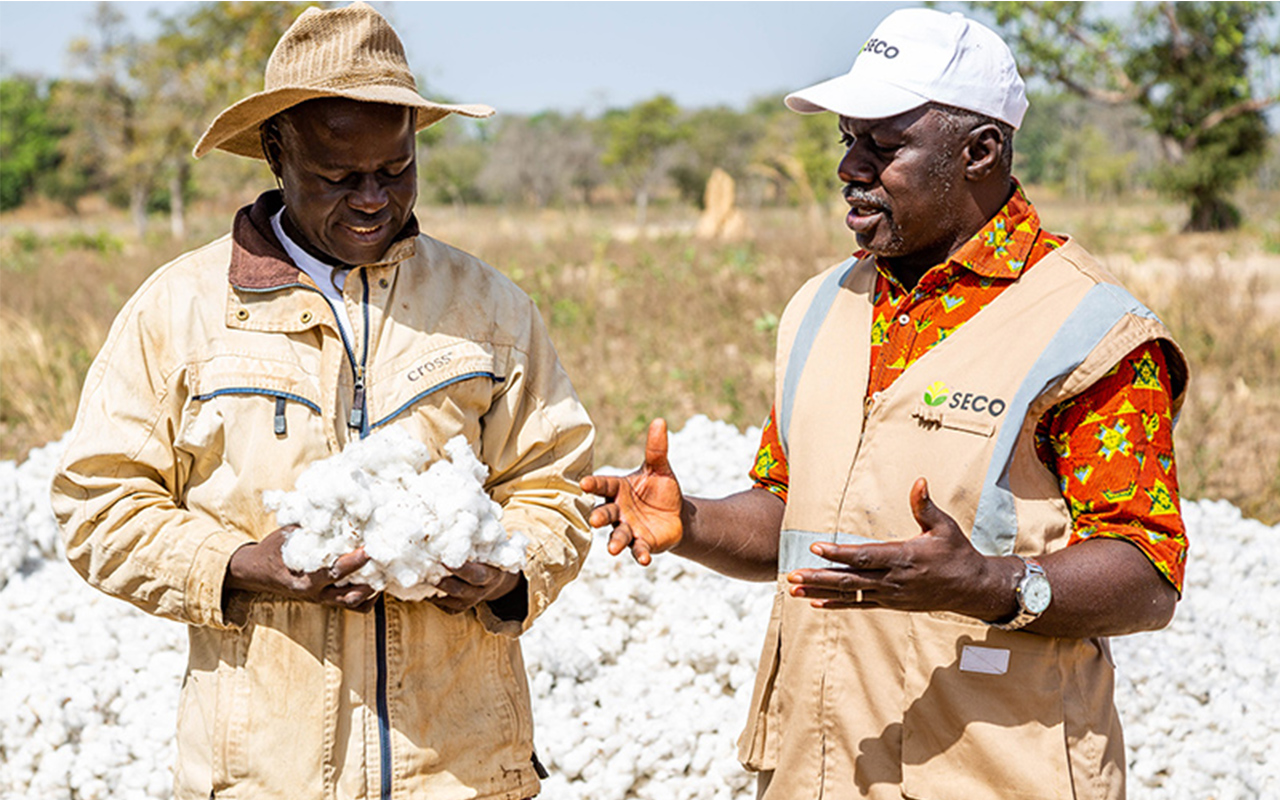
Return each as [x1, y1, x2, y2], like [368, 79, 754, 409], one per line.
[1016, 90, 1154, 198]
[418, 118, 490, 209]
[667, 105, 763, 207]
[748, 94, 841, 210]
[601, 94, 687, 225]
[44, 2, 313, 234]
[0, 77, 64, 211]
[50, 2, 149, 231]
[971, 1, 1279, 231]
[476, 111, 603, 208]
[139, 2, 317, 237]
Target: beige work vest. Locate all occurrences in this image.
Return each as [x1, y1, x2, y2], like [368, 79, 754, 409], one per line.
[738, 240, 1187, 800]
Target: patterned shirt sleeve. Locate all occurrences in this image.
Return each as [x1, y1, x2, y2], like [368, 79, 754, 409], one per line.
[751, 405, 790, 503]
[1035, 340, 1188, 593]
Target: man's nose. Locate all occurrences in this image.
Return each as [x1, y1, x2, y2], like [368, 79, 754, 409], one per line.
[838, 146, 875, 186]
[348, 174, 389, 213]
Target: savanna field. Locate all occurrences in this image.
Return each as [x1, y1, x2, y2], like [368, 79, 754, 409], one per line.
[3, 190, 1279, 521]
[2, 192, 1280, 797]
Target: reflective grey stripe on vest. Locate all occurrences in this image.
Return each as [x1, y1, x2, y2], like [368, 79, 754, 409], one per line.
[970, 282, 1161, 556]
[778, 258, 859, 456]
[779, 529, 881, 571]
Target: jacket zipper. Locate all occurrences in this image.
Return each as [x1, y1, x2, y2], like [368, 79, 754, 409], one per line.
[833, 390, 878, 525]
[249, 272, 391, 793]
[328, 273, 369, 436]
[349, 366, 366, 430]
[321, 272, 389, 796]
[375, 595, 392, 800]
[351, 272, 392, 800]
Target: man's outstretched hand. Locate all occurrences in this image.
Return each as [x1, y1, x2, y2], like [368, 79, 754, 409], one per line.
[580, 418, 685, 566]
[785, 477, 1014, 620]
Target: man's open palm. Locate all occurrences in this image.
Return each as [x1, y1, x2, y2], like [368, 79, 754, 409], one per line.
[580, 418, 685, 565]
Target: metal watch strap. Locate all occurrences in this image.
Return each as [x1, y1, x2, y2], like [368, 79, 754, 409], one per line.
[991, 555, 1047, 631]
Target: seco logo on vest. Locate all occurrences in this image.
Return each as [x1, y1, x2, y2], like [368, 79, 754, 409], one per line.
[922, 381, 1007, 417]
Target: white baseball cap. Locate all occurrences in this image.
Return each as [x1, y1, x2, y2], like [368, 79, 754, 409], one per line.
[785, 8, 1028, 129]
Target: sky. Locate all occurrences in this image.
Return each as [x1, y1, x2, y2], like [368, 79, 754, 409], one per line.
[0, 0, 943, 115]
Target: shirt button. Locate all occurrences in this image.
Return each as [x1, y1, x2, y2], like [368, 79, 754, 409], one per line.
[235, 308, 249, 321]
[379, 278, 389, 289]
[897, 314, 911, 326]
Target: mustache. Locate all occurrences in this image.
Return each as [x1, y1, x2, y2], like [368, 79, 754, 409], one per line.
[842, 186, 889, 214]
[344, 213, 391, 228]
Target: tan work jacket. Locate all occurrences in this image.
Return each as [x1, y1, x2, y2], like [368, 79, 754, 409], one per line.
[739, 240, 1187, 800]
[52, 192, 594, 800]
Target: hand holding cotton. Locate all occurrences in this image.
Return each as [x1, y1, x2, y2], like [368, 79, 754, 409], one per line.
[262, 427, 529, 601]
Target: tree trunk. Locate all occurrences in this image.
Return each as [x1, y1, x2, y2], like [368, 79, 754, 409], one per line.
[1184, 191, 1241, 232]
[634, 187, 649, 229]
[169, 162, 187, 240]
[130, 182, 147, 239]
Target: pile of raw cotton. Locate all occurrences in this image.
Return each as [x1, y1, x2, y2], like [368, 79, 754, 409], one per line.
[264, 427, 528, 600]
[2, 416, 1278, 800]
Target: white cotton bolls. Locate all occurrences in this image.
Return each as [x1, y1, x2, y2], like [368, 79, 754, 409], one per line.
[0, 437, 66, 590]
[262, 427, 529, 601]
[4, 421, 1280, 799]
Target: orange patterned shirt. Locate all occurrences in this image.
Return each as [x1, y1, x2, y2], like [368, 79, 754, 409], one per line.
[751, 183, 1187, 591]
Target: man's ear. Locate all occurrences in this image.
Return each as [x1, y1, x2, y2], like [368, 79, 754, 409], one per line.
[963, 124, 1005, 181]
[259, 121, 284, 180]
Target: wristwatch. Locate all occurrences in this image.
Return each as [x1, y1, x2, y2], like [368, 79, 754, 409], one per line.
[992, 556, 1052, 631]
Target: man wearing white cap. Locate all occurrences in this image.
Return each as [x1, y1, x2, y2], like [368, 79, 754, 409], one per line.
[585, 8, 1187, 799]
[52, 4, 592, 798]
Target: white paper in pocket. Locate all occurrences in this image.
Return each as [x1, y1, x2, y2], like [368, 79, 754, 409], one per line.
[959, 645, 1010, 675]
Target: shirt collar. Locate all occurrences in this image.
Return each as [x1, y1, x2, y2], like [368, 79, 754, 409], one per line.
[864, 179, 1044, 289]
[947, 180, 1043, 279]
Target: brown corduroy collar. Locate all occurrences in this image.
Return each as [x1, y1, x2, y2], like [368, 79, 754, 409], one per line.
[228, 190, 420, 290]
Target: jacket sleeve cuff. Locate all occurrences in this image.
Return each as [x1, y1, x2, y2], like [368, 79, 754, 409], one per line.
[184, 529, 255, 630]
[478, 571, 530, 638]
[476, 532, 570, 637]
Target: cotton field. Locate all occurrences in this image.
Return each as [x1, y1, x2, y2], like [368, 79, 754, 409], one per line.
[1, 416, 1277, 799]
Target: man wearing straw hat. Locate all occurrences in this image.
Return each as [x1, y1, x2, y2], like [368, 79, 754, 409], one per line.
[52, 4, 593, 798]
[585, 7, 1188, 799]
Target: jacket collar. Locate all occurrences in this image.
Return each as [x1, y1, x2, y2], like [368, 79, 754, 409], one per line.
[228, 190, 421, 290]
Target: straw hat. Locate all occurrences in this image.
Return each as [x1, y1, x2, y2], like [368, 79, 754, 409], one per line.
[193, 2, 494, 159]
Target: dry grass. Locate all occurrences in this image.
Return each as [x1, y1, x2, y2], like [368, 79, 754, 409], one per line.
[3, 193, 1278, 523]
[416, 202, 849, 465]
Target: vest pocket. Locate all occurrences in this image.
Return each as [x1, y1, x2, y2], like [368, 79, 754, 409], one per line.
[901, 615, 1073, 800]
[738, 584, 785, 770]
[939, 415, 996, 437]
[911, 404, 996, 437]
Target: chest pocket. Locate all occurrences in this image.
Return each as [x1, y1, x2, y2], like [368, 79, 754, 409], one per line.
[178, 355, 328, 493]
[911, 403, 999, 438]
[367, 341, 502, 432]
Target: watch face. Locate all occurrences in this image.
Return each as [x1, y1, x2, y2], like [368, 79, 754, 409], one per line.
[1022, 573, 1052, 614]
